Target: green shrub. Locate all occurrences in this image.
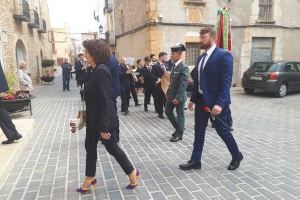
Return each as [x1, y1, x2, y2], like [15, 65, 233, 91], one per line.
[4, 71, 17, 94]
[42, 59, 54, 68]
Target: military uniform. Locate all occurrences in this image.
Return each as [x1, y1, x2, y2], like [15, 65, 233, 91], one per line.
[165, 45, 190, 142]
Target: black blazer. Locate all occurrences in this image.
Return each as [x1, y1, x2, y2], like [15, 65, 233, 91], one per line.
[151, 62, 165, 82]
[119, 64, 130, 90]
[0, 62, 9, 93]
[75, 60, 86, 83]
[140, 65, 154, 88]
[84, 64, 117, 133]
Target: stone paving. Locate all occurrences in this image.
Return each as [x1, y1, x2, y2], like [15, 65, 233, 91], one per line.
[0, 76, 300, 200]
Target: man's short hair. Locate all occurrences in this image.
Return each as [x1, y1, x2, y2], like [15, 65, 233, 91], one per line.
[144, 57, 151, 62]
[78, 53, 83, 57]
[137, 59, 141, 64]
[159, 52, 167, 58]
[149, 54, 155, 59]
[200, 27, 217, 38]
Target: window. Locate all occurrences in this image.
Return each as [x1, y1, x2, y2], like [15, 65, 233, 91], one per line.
[295, 63, 300, 72]
[258, 0, 274, 22]
[251, 62, 278, 72]
[185, 43, 200, 66]
[121, 10, 124, 33]
[284, 63, 299, 72]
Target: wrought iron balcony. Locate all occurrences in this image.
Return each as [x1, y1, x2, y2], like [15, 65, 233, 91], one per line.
[13, 0, 30, 22]
[38, 18, 47, 33]
[28, 10, 40, 29]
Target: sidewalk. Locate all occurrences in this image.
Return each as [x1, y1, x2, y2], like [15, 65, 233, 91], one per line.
[0, 119, 35, 185]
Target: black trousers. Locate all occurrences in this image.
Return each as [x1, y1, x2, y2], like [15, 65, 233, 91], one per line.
[144, 86, 154, 108]
[85, 127, 134, 177]
[121, 88, 130, 112]
[153, 84, 165, 115]
[130, 88, 138, 105]
[0, 108, 20, 139]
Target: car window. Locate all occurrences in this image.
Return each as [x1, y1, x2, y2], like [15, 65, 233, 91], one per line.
[251, 62, 277, 72]
[295, 63, 300, 72]
[284, 63, 299, 72]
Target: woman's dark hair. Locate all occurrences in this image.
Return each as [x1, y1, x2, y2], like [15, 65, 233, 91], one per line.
[82, 39, 111, 65]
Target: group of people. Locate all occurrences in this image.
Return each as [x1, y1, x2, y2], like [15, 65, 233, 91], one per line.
[74, 27, 243, 194]
[0, 26, 243, 194]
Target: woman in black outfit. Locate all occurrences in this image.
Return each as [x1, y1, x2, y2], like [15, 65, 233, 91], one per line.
[77, 39, 139, 193]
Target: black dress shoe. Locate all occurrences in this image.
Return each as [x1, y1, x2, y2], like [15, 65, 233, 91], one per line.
[171, 131, 177, 138]
[2, 134, 22, 145]
[158, 114, 164, 119]
[135, 103, 141, 107]
[144, 107, 148, 112]
[179, 160, 201, 170]
[124, 111, 129, 116]
[169, 136, 182, 142]
[227, 153, 243, 170]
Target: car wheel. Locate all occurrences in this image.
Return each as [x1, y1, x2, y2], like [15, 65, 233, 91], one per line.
[244, 88, 255, 95]
[276, 83, 288, 97]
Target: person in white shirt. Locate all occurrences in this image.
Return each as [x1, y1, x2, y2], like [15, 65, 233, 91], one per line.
[17, 61, 33, 91]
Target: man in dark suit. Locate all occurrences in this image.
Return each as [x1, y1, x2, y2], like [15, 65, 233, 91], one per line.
[61, 58, 72, 91]
[119, 57, 131, 115]
[179, 28, 243, 171]
[75, 54, 87, 87]
[165, 45, 189, 142]
[140, 57, 155, 112]
[0, 62, 23, 144]
[151, 52, 168, 118]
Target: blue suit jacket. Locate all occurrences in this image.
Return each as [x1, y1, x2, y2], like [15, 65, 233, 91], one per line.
[190, 47, 233, 108]
[0, 62, 9, 93]
[106, 55, 121, 99]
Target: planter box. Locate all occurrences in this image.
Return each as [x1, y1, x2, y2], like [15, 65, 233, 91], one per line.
[0, 96, 34, 115]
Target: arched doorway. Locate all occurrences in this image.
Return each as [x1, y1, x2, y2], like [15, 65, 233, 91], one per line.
[15, 39, 27, 68]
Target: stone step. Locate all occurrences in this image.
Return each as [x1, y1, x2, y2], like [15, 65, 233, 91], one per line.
[0, 119, 35, 186]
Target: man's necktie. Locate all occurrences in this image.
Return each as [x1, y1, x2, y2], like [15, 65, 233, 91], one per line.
[198, 53, 207, 94]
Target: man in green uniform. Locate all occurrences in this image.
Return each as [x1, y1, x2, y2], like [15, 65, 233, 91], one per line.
[165, 44, 190, 142]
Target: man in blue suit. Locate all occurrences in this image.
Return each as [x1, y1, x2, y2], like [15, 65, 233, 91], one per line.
[179, 28, 243, 171]
[0, 62, 23, 144]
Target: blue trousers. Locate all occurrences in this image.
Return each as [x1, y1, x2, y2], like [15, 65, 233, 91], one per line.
[191, 105, 241, 161]
[62, 74, 70, 91]
[0, 108, 19, 139]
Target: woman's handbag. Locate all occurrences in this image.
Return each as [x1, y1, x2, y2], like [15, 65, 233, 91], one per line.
[77, 99, 86, 130]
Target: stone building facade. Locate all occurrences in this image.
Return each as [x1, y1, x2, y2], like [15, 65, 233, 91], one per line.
[0, 0, 51, 83]
[49, 25, 73, 66]
[104, 0, 300, 85]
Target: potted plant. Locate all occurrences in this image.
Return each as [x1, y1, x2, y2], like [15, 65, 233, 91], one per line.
[0, 72, 34, 115]
[40, 59, 55, 83]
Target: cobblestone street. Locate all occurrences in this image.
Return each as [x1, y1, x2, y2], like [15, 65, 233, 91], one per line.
[0, 77, 300, 200]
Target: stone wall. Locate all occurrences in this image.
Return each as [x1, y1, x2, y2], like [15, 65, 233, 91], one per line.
[0, 0, 52, 84]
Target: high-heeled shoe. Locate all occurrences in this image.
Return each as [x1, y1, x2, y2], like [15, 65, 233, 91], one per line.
[76, 178, 97, 193]
[126, 169, 140, 190]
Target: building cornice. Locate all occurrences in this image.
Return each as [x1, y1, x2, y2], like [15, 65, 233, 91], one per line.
[115, 22, 300, 39]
